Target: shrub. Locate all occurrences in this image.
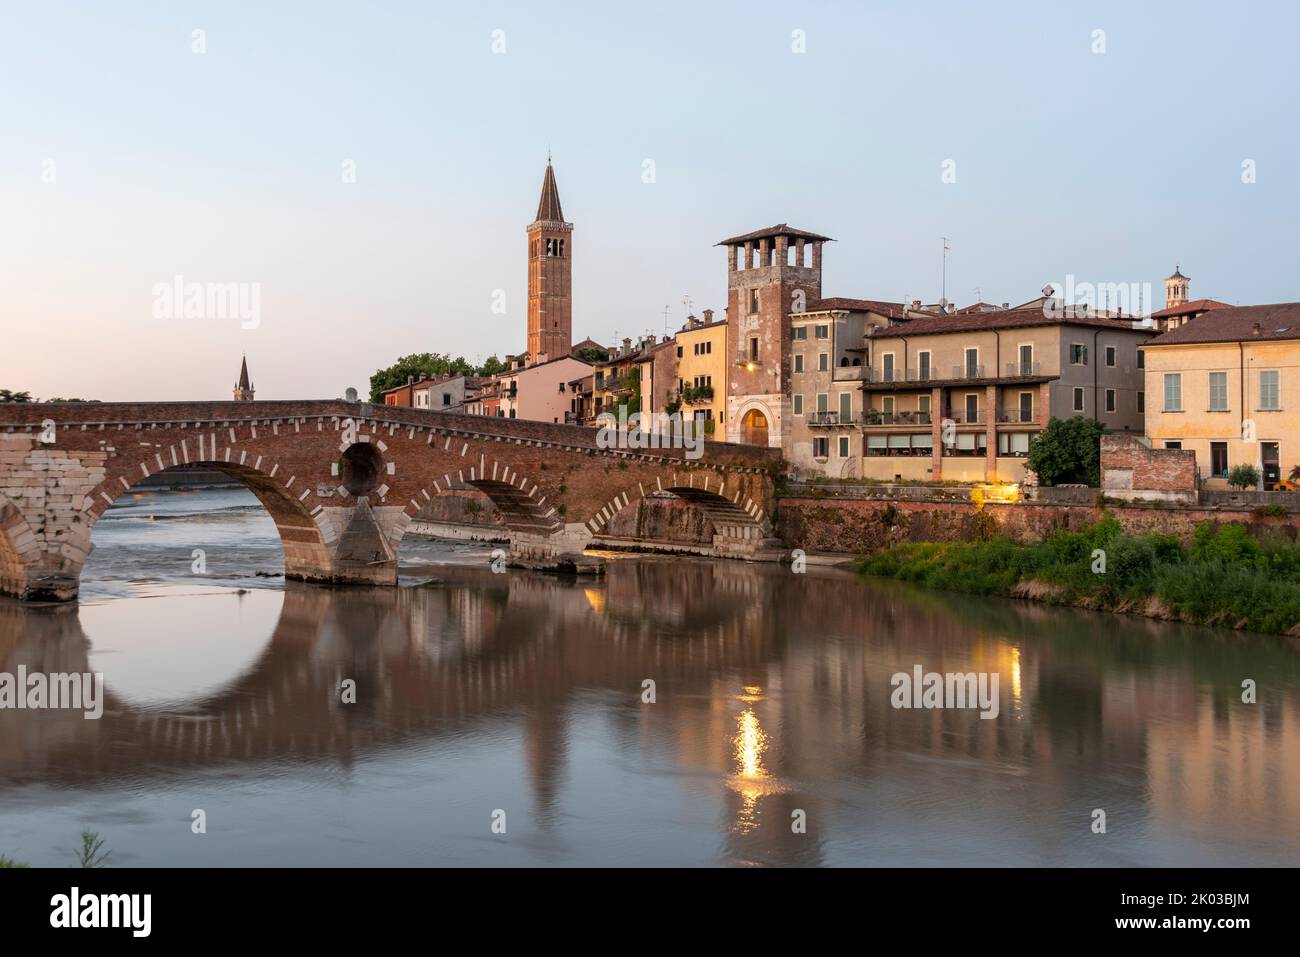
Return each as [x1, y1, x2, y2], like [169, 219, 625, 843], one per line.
[858, 515, 1300, 634]
[1228, 464, 1260, 489]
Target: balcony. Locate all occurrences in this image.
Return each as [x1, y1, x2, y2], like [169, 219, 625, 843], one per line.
[808, 411, 862, 426]
[996, 407, 1040, 424]
[862, 410, 932, 427]
[950, 364, 986, 380]
[945, 410, 985, 425]
[681, 384, 714, 404]
[1004, 361, 1043, 378]
[862, 368, 936, 384]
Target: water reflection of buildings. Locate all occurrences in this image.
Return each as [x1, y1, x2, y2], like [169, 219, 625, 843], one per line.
[2, 559, 1299, 864]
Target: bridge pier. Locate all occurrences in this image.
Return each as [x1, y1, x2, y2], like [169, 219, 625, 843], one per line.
[507, 523, 603, 574]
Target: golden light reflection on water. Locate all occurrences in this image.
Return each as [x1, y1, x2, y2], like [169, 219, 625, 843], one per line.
[727, 689, 786, 834]
[582, 588, 605, 614]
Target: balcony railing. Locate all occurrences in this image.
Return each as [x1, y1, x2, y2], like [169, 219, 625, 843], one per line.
[1004, 361, 1043, 377]
[681, 385, 714, 404]
[951, 364, 986, 380]
[997, 408, 1039, 424]
[945, 410, 985, 424]
[808, 411, 863, 426]
[862, 410, 932, 426]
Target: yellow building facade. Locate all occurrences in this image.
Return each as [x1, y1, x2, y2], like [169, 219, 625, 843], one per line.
[1141, 303, 1300, 488]
[673, 315, 728, 438]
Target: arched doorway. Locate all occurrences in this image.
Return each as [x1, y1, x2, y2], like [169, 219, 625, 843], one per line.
[740, 409, 769, 447]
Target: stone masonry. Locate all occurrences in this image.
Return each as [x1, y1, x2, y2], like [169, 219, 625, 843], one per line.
[0, 400, 779, 601]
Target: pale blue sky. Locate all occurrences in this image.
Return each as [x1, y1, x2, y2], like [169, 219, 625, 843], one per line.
[2, 1, 1296, 400]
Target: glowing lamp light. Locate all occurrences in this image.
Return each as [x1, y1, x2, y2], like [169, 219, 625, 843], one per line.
[971, 482, 1021, 506]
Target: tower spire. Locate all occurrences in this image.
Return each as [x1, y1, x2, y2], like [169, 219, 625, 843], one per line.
[233, 355, 254, 401]
[535, 159, 565, 223]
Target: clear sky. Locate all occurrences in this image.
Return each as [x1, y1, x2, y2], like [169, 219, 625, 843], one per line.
[2, 0, 1296, 401]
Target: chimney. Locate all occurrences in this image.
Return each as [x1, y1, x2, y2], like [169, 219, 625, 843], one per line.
[911, 300, 922, 311]
[1002, 302, 1010, 310]
[1253, 322, 1262, 336]
[703, 308, 714, 323]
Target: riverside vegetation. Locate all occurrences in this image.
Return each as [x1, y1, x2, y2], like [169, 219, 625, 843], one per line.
[858, 515, 1300, 635]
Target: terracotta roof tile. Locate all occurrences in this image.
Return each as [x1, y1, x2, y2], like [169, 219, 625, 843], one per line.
[716, 223, 833, 246]
[872, 306, 1152, 338]
[1148, 298, 1233, 319]
[803, 297, 906, 318]
[1144, 302, 1300, 345]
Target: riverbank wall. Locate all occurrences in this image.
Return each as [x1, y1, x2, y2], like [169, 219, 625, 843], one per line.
[777, 491, 1300, 555]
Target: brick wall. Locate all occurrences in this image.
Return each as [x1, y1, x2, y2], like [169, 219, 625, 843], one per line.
[1101, 433, 1196, 501]
[0, 400, 781, 598]
[777, 496, 1294, 554]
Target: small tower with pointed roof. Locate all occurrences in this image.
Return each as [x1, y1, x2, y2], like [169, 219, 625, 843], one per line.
[1165, 265, 1190, 310]
[527, 158, 573, 362]
[233, 355, 254, 401]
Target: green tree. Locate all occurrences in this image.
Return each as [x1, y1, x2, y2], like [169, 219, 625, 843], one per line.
[368, 353, 475, 401]
[574, 346, 609, 364]
[370, 354, 515, 401]
[1025, 416, 1104, 486]
[1227, 463, 1260, 490]
[0, 390, 33, 403]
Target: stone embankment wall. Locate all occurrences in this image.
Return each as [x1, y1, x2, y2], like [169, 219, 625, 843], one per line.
[778, 496, 1299, 555]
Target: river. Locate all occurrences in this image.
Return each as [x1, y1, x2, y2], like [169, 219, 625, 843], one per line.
[1, 487, 1298, 866]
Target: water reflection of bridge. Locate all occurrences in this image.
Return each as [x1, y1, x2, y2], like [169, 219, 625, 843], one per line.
[3, 561, 1299, 865]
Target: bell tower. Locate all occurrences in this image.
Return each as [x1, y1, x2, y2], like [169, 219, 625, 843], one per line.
[527, 159, 573, 362]
[1165, 265, 1190, 309]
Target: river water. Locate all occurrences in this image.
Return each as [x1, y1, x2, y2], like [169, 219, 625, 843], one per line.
[1, 487, 1298, 867]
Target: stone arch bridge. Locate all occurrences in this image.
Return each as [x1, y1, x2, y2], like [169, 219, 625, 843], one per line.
[0, 401, 781, 601]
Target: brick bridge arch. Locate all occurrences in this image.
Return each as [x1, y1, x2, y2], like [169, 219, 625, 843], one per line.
[0, 400, 781, 601]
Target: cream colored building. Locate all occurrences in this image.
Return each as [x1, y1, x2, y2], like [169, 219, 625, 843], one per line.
[1142, 302, 1300, 488]
[790, 303, 1153, 483]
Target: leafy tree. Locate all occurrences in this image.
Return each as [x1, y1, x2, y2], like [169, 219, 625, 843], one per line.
[43, 397, 99, 403]
[574, 346, 609, 364]
[1025, 416, 1104, 486]
[368, 353, 475, 401]
[370, 354, 516, 401]
[1228, 463, 1260, 490]
[615, 371, 641, 417]
[0, 389, 32, 403]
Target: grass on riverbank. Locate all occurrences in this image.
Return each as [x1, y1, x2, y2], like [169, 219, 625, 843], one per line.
[857, 515, 1300, 635]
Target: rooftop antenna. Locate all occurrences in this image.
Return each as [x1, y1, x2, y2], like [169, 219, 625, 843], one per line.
[940, 237, 951, 307]
[681, 294, 694, 318]
[661, 305, 672, 336]
[973, 286, 982, 302]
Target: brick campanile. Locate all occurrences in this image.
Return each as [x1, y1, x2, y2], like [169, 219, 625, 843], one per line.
[718, 225, 828, 447]
[526, 160, 573, 361]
